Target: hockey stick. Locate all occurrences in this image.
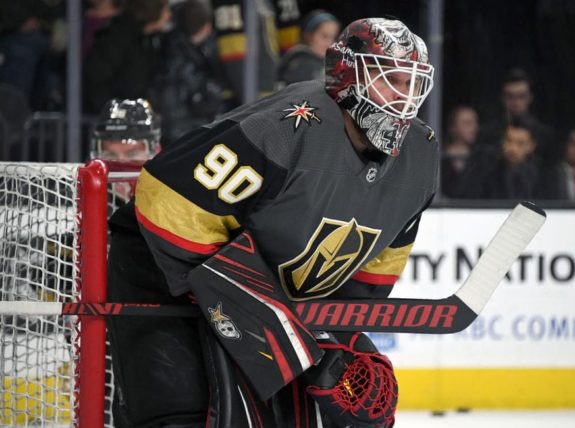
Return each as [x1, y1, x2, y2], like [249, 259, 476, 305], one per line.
[0, 202, 546, 333]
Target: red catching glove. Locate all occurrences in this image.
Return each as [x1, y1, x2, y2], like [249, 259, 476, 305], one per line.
[305, 332, 398, 428]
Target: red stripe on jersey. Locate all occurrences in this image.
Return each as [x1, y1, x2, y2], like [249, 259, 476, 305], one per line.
[220, 265, 275, 292]
[214, 254, 265, 277]
[291, 380, 301, 428]
[135, 206, 223, 255]
[220, 53, 245, 62]
[243, 285, 316, 366]
[264, 328, 293, 384]
[352, 270, 398, 286]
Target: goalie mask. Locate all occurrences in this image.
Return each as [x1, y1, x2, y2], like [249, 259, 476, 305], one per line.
[91, 98, 161, 161]
[325, 18, 434, 156]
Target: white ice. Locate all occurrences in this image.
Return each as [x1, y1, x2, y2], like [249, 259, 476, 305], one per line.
[396, 410, 575, 427]
[50, 411, 575, 428]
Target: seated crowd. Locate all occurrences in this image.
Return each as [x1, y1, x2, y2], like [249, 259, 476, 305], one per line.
[0, 0, 573, 203]
[441, 69, 575, 202]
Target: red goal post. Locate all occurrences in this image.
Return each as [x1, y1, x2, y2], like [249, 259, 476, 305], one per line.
[0, 160, 141, 427]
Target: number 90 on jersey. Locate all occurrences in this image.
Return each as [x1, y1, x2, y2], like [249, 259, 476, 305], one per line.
[193, 144, 263, 204]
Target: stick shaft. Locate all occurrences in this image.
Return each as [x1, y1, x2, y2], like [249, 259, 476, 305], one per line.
[0, 295, 498, 333]
[0, 203, 546, 333]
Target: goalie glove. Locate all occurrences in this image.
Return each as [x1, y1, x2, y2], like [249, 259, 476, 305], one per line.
[305, 332, 398, 428]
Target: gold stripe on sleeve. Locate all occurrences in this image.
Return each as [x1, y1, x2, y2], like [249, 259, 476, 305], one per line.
[135, 168, 240, 246]
[361, 244, 414, 276]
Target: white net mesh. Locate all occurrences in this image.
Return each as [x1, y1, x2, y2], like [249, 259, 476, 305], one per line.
[0, 162, 136, 427]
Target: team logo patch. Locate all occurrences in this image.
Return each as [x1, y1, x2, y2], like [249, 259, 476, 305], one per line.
[208, 302, 242, 340]
[282, 100, 321, 130]
[279, 218, 381, 300]
[366, 167, 378, 183]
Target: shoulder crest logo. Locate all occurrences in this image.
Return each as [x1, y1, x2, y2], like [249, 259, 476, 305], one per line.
[282, 100, 321, 130]
[366, 167, 378, 183]
[208, 302, 242, 340]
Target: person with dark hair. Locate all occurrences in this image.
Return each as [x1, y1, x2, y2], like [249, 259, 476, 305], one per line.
[564, 130, 575, 200]
[149, 0, 226, 146]
[0, 0, 50, 107]
[81, 0, 123, 59]
[83, 0, 171, 114]
[459, 115, 562, 200]
[107, 17, 437, 427]
[555, 129, 575, 202]
[276, 9, 340, 87]
[440, 105, 479, 198]
[478, 67, 556, 164]
[502, 69, 533, 115]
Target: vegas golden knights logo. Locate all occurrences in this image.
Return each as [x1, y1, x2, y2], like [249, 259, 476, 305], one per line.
[279, 218, 381, 300]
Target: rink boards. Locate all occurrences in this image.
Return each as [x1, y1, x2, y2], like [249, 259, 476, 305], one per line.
[2, 207, 573, 415]
[368, 208, 575, 410]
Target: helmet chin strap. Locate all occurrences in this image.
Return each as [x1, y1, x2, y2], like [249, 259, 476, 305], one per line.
[341, 106, 393, 164]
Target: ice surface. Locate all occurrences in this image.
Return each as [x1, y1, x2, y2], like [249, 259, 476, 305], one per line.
[396, 410, 575, 427]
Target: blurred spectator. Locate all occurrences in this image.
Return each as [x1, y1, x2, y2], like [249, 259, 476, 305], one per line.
[149, 0, 225, 146]
[83, 0, 171, 114]
[0, 0, 50, 108]
[91, 98, 161, 200]
[82, 0, 123, 59]
[459, 115, 552, 200]
[558, 129, 575, 201]
[478, 68, 556, 164]
[273, 0, 302, 55]
[213, 0, 301, 106]
[43, 2, 71, 112]
[276, 9, 340, 87]
[440, 105, 479, 198]
[0, 82, 32, 160]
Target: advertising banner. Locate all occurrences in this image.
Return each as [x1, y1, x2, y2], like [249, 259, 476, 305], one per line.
[368, 209, 575, 368]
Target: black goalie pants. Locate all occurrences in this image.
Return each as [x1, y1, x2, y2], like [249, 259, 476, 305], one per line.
[107, 229, 209, 427]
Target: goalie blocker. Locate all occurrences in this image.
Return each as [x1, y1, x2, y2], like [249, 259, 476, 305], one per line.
[185, 232, 400, 426]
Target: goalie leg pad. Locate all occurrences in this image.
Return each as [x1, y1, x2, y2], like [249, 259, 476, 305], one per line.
[107, 229, 209, 426]
[305, 332, 398, 428]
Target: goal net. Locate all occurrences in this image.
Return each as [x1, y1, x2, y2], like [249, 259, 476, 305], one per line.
[0, 161, 139, 427]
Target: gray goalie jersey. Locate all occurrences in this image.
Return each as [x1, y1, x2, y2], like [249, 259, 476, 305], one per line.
[135, 80, 439, 300]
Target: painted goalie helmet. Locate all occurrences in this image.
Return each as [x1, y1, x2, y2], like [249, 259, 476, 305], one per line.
[325, 18, 434, 156]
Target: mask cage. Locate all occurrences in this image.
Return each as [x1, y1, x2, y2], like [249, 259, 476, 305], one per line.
[355, 53, 434, 120]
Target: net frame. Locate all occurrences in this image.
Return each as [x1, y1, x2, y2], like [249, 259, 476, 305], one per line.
[0, 160, 141, 427]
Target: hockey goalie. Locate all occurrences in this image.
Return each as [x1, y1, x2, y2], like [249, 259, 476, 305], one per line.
[107, 17, 437, 427]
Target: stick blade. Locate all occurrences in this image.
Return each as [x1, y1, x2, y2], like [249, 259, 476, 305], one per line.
[455, 201, 546, 315]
